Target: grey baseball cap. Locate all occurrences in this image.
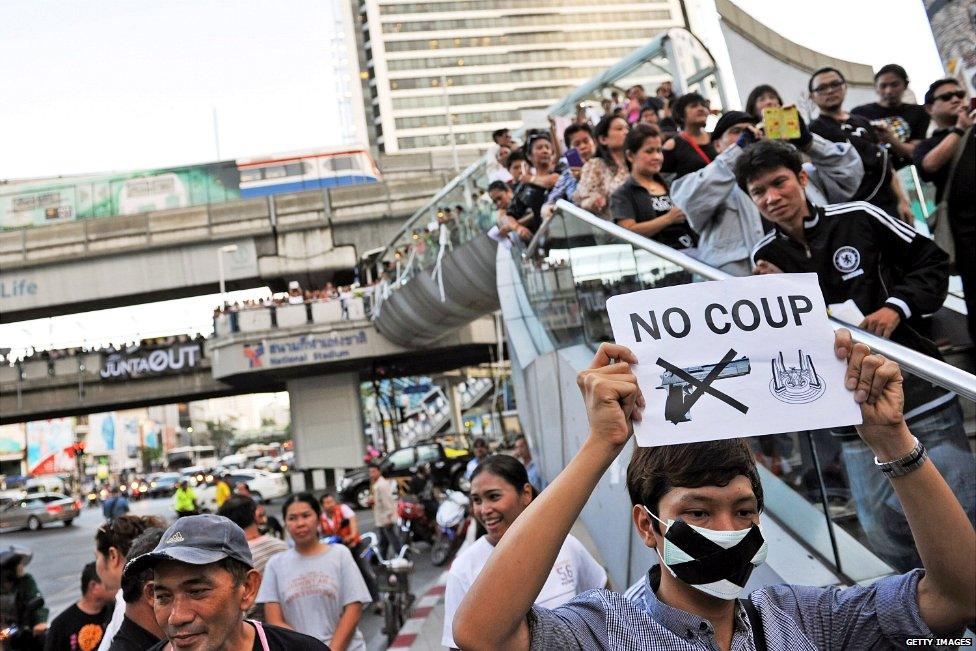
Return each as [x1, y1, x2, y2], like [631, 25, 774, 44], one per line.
[122, 514, 253, 581]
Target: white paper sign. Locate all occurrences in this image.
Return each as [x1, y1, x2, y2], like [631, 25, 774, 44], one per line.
[606, 273, 862, 447]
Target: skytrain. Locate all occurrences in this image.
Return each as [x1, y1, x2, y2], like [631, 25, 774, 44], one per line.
[0, 147, 380, 229]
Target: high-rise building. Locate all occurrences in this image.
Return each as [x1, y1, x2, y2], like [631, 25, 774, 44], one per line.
[351, 0, 685, 154]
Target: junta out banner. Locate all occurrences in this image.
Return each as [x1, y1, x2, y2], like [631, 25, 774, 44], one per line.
[100, 343, 203, 380]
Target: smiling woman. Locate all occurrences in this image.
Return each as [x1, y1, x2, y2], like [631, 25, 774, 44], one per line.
[441, 455, 608, 649]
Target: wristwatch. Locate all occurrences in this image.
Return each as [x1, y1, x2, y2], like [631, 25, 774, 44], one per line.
[874, 436, 927, 477]
[949, 126, 966, 137]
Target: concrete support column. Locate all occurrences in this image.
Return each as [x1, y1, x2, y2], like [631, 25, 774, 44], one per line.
[447, 380, 464, 435]
[287, 372, 366, 475]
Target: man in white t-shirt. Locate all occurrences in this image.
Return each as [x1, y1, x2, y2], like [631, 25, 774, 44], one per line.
[442, 532, 605, 648]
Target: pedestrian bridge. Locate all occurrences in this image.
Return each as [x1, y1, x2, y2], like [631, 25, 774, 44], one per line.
[0, 150, 482, 322]
[1, 308, 498, 428]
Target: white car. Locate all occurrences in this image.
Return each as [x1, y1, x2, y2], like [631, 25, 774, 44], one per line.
[197, 469, 289, 511]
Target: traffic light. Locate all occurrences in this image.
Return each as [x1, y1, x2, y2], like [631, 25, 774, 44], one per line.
[67, 441, 86, 458]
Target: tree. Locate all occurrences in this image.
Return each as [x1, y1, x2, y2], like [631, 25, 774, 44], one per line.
[201, 419, 235, 456]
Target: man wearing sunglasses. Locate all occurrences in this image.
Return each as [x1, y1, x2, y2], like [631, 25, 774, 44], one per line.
[915, 78, 975, 346]
[808, 67, 913, 224]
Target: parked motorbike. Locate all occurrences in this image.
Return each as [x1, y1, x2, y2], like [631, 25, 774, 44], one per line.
[398, 495, 435, 545]
[431, 490, 470, 566]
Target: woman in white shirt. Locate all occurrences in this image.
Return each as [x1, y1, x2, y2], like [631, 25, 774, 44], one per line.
[442, 455, 607, 648]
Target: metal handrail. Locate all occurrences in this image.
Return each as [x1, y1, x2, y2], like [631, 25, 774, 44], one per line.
[523, 215, 555, 258]
[554, 199, 976, 402]
[376, 158, 486, 262]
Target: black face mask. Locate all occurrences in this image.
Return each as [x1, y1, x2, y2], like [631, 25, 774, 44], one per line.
[647, 509, 768, 600]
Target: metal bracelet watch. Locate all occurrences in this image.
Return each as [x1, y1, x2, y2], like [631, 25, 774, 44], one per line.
[874, 436, 927, 477]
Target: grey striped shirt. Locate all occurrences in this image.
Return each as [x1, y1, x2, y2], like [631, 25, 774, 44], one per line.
[528, 567, 936, 650]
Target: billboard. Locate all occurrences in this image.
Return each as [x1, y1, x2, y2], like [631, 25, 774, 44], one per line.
[25, 417, 75, 475]
[100, 342, 203, 381]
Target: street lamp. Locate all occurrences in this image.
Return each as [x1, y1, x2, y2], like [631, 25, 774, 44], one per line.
[217, 244, 239, 305]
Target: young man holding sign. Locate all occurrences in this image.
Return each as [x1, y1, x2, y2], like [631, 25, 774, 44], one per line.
[743, 140, 975, 571]
[454, 332, 975, 649]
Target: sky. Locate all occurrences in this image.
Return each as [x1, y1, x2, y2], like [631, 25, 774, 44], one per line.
[0, 0, 946, 355]
[0, 0, 346, 180]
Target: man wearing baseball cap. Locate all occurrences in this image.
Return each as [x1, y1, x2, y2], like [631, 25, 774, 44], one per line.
[124, 515, 326, 651]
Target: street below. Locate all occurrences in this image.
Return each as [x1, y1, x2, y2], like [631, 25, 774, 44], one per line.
[0, 496, 444, 650]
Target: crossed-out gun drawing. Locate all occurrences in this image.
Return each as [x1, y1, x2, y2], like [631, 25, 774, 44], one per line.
[656, 348, 751, 424]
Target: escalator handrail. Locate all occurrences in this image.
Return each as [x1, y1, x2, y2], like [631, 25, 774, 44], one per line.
[554, 199, 976, 402]
[377, 158, 487, 264]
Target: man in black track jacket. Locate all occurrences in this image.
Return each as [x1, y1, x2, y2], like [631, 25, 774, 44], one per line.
[738, 139, 975, 572]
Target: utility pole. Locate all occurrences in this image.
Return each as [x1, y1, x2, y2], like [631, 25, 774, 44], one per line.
[441, 74, 460, 172]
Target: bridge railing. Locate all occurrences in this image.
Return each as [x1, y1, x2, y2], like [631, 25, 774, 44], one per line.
[0, 175, 452, 267]
[213, 294, 376, 336]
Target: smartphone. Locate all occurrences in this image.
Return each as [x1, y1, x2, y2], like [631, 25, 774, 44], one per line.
[762, 106, 801, 140]
[565, 147, 583, 167]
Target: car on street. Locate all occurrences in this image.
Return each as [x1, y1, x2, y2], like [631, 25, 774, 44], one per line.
[147, 472, 181, 497]
[0, 492, 82, 531]
[196, 469, 289, 510]
[253, 456, 277, 471]
[338, 440, 473, 509]
[181, 466, 214, 486]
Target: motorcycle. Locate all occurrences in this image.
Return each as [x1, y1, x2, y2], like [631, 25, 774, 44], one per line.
[0, 596, 44, 651]
[398, 495, 435, 546]
[430, 490, 470, 566]
[1, 547, 45, 651]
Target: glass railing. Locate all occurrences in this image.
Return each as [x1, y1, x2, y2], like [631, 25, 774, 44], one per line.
[508, 198, 975, 583]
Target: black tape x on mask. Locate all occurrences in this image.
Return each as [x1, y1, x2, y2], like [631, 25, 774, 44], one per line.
[645, 507, 767, 600]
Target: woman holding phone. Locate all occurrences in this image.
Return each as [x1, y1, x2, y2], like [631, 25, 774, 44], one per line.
[745, 84, 784, 119]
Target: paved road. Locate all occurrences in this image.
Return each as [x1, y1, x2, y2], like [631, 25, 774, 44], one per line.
[0, 496, 444, 649]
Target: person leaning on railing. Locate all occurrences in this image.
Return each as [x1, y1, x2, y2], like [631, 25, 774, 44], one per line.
[743, 139, 975, 572]
[609, 123, 697, 258]
[504, 133, 562, 239]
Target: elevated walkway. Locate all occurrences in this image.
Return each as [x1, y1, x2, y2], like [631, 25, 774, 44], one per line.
[0, 312, 498, 424]
[0, 172, 453, 321]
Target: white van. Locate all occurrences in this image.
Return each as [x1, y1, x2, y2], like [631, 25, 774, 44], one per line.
[218, 454, 248, 470]
[25, 476, 66, 494]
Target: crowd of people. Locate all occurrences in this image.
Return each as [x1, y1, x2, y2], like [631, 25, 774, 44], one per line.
[212, 280, 369, 318]
[3, 60, 974, 651]
[478, 66, 976, 573]
[477, 68, 973, 350]
[5, 329, 971, 650]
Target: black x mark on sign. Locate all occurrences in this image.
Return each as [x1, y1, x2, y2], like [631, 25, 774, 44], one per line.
[656, 348, 750, 421]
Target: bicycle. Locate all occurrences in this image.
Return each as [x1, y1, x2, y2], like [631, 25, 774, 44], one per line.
[360, 532, 415, 645]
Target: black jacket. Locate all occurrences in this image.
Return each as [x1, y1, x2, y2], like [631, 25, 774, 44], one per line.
[751, 201, 952, 422]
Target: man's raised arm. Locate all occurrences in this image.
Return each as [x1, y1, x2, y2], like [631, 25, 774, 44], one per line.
[837, 330, 976, 633]
[452, 343, 644, 650]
